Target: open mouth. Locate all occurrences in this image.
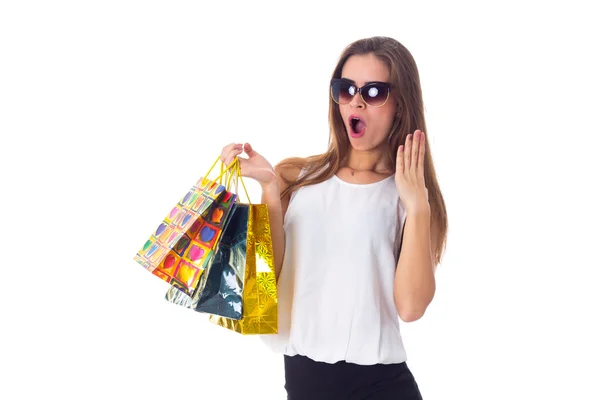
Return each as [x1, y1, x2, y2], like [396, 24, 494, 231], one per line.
[349, 115, 366, 137]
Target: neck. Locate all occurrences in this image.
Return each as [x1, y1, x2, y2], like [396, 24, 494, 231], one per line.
[343, 148, 392, 174]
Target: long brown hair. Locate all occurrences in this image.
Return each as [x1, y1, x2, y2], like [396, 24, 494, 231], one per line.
[280, 36, 448, 266]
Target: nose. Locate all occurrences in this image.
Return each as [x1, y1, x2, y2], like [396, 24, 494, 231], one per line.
[349, 90, 366, 109]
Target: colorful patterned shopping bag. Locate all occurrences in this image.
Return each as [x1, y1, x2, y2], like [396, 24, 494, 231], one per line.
[133, 157, 238, 297]
[166, 158, 278, 333]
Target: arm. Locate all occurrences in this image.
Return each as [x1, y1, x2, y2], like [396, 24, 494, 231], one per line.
[393, 204, 437, 322]
[224, 142, 302, 282]
[261, 181, 285, 281]
[261, 161, 302, 282]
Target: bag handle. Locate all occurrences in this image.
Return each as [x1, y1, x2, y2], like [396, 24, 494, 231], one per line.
[222, 157, 252, 204]
[235, 159, 251, 204]
[200, 156, 238, 188]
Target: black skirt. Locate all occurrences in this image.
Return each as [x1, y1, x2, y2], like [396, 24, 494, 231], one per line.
[284, 354, 423, 400]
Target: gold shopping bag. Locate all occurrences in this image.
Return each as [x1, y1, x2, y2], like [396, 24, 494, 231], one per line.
[208, 159, 278, 334]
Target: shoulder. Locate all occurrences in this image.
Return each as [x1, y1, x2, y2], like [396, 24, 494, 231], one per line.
[274, 157, 306, 185]
[273, 157, 306, 215]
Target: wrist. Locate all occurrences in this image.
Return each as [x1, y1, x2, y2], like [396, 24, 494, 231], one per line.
[406, 202, 431, 217]
[261, 180, 280, 196]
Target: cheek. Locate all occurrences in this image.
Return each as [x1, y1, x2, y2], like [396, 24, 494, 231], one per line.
[339, 107, 350, 121]
[339, 109, 351, 128]
[373, 111, 396, 131]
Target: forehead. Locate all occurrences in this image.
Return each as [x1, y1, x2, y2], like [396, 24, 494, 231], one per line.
[341, 53, 390, 85]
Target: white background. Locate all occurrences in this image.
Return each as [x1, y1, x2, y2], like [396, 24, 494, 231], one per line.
[1, 1, 599, 399]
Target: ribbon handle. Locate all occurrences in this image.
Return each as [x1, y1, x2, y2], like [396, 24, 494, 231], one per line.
[223, 158, 252, 204]
[199, 156, 238, 188]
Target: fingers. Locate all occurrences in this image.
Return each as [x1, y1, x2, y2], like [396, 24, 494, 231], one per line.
[411, 130, 420, 170]
[404, 133, 412, 172]
[220, 142, 236, 161]
[221, 142, 243, 166]
[417, 131, 425, 178]
[219, 142, 259, 166]
[243, 142, 256, 157]
[396, 144, 404, 173]
[400, 130, 425, 177]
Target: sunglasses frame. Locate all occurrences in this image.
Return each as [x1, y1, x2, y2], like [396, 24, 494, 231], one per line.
[330, 78, 392, 108]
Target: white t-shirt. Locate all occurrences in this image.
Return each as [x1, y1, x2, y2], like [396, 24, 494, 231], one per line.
[260, 170, 408, 365]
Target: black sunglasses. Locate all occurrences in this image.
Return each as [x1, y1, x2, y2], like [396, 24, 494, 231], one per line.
[330, 78, 391, 107]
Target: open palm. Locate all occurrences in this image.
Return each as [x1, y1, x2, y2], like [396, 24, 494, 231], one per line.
[395, 130, 429, 213]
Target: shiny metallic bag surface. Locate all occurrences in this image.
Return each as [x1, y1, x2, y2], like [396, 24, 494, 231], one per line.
[165, 158, 278, 333]
[209, 202, 278, 334]
[165, 203, 248, 320]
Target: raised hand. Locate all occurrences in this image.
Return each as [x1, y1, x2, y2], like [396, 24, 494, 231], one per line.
[220, 142, 277, 188]
[395, 130, 430, 213]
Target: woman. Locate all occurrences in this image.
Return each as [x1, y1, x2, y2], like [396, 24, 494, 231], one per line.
[220, 36, 448, 399]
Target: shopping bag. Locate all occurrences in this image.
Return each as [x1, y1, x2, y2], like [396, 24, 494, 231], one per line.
[166, 158, 279, 334]
[133, 157, 238, 297]
[209, 159, 278, 334]
[165, 202, 247, 319]
[165, 157, 247, 318]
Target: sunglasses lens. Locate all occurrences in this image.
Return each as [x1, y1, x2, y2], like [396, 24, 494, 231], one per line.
[331, 79, 354, 104]
[363, 83, 389, 107]
[331, 79, 390, 106]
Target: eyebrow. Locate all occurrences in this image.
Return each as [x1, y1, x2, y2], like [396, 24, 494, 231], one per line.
[340, 77, 389, 85]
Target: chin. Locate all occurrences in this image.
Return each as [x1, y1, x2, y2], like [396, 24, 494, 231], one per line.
[348, 139, 374, 151]
[348, 135, 386, 150]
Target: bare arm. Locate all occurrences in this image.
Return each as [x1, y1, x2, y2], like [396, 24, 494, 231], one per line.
[261, 161, 301, 282]
[261, 181, 285, 281]
[393, 204, 437, 322]
[219, 142, 302, 282]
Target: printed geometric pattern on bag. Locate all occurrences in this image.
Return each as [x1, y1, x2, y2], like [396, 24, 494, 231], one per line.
[133, 176, 236, 296]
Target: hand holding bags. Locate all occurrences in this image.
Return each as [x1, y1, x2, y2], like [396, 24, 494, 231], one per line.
[133, 157, 238, 297]
[166, 158, 279, 334]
